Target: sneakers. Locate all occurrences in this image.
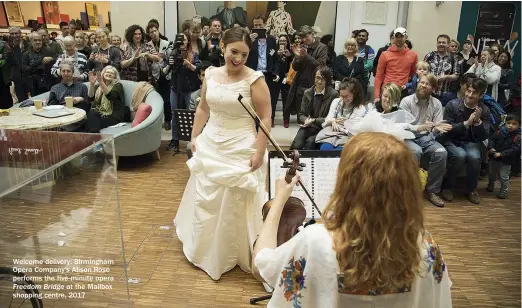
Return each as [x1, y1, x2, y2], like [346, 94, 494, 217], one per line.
[164, 121, 171, 131]
[440, 189, 453, 202]
[497, 191, 508, 199]
[468, 191, 480, 204]
[427, 193, 445, 208]
[486, 183, 494, 192]
[167, 139, 179, 151]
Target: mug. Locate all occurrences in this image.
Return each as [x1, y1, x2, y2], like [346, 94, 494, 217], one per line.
[34, 100, 42, 110]
[65, 97, 74, 108]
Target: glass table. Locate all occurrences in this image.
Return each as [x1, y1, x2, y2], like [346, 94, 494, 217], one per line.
[0, 129, 132, 308]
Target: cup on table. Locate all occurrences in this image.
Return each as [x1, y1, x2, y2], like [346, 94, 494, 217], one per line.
[65, 96, 74, 108]
[34, 100, 42, 110]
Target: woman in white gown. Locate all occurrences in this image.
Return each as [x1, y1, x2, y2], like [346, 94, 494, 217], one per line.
[253, 132, 452, 308]
[174, 27, 271, 280]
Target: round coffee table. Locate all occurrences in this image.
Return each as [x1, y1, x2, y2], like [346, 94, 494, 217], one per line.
[0, 106, 86, 130]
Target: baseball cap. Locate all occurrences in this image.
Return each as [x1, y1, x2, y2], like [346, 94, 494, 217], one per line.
[393, 27, 407, 36]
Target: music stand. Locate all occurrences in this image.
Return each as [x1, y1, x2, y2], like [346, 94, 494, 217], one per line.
[173, 109, 195, 157]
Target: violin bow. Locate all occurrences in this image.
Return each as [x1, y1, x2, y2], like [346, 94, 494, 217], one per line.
[237, 94, 322, 216]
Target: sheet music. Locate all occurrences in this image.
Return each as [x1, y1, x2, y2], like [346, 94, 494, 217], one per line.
[269, 158, 313, 216]
[313, 158, 340, 214]
[269, 156, 340, 218]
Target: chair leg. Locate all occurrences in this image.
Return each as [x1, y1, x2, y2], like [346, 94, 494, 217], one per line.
[153, 149, 161, 160]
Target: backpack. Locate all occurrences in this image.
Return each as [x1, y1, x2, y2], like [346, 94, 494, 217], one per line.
[482, 94, 507, 134]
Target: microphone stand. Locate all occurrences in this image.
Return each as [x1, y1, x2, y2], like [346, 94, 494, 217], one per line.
[237, 94, 321, 305]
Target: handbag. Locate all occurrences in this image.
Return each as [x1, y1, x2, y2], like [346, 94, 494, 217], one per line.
[286, 62, 296, 85]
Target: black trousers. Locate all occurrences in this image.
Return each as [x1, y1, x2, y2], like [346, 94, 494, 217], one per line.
[0, 81, 13, 109]
[269, 80, 289, 120]
[290, 126, 320, 150]
[157, 78, 172, 122]
[284, 85, 307, 123]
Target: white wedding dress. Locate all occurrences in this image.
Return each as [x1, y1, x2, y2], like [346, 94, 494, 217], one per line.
[174, 67, 268, 280]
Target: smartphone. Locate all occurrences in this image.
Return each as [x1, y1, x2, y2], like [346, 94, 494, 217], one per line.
[252, 28, 266, 39]
[279, 44, 285, 52]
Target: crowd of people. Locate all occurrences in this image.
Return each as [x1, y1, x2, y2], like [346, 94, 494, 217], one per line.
[0, 7, 521, 307]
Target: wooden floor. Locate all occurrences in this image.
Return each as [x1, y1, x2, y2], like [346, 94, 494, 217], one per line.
[0, 141, 520, 308]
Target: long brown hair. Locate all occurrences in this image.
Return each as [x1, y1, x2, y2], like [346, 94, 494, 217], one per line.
[323, 132, 425, 291]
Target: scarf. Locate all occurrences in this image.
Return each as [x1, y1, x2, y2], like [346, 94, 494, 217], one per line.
[131, 81, 154, 111]
[93, 82, 116, 117]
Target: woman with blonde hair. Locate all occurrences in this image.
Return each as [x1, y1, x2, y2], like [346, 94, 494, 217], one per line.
[86, 65, 126, 133]
[377, 82, 402, 113]
[333, 37, 366, 95]
[252, 132, 452, 307]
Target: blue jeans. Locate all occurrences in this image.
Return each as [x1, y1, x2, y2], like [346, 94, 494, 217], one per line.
[405, 135, 447, 193]
[320, 143, 343, 151]
[442, 140, 482, 191]
[170, 90, 192, 140]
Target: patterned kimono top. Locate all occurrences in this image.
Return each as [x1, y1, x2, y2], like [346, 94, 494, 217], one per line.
[121, 44, 155, 83]
[255, 224, 452, 308]
[266, 9, 296, 37]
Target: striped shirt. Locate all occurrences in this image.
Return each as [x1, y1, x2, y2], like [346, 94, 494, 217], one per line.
[51, 51, 89, 82]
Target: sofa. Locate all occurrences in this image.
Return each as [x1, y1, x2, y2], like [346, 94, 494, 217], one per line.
[14, 80, 164, 161]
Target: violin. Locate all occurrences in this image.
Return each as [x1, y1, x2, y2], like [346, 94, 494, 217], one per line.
[237, 94, 322, 247]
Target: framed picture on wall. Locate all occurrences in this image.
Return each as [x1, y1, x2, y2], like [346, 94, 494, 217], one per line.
[0, 2, 8, 27]
[41, 1, 61, 28]
[362, 1, 387, 25]
[4, 1, 24, 27]
[85, 3, 100, 30]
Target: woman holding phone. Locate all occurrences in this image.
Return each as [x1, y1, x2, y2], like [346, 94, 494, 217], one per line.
[270, 34, 293, 127]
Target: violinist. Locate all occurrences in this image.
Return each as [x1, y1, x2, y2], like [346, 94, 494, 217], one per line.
[252, 132, 452, 307]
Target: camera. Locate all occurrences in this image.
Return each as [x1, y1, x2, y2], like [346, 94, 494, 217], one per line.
[167, 34, 186, 73]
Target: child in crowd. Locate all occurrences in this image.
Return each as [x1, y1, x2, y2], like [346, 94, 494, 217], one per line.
[487, 113, 521, 199]
[404, 61, 430, 95]
[189, 61, 211, 110]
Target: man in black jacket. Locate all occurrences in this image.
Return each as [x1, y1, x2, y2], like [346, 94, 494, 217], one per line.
[439, 78, 491, 204]
[211, 1, 248, 30]
[246, 14, 280, 126]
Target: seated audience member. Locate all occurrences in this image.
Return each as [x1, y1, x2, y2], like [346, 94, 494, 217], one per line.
[51, 36, 89, 82]
[290, 66, 338, 150]
[487, 113, 521, 199]
[86, 66, 125, 133]
[448, 73, 477, 101]
[497, 50, 515, 107]
[316, 78, 369, 150]
[252, 132, 452, 308]
[333, 38, 366, 95]
[466, 47, 501, 101]
[404, 61, 429, 96]
[189, 62, 210, 110]
[47, 62, 89, 112]
[439, 78, 491, 204]
[375, 82, 401, 113]
[399, 74, 452, 207]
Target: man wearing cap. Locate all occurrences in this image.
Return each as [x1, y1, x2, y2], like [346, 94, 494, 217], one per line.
[284, 25, 328, 126]
[374, 27, 417, 104]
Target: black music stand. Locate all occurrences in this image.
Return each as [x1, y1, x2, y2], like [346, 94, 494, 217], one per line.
[173, 109, 195, 157]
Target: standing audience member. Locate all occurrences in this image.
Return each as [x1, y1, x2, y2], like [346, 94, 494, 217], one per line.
[55, 21, 69, 48]
[74, 32, 92, 58]
[120, 24, 160, 83]
[111, 34, 122, 49]
[266, 0, 296, 37]
[316, 78, 368, 150]
[404, 61, 430, 95]
[147, 19, 169, 41]
[459, 39, 476, 73]
[333, 38, 366, 95]
[246, 14, 280, 125]
[424, 34, 460, 106]
[496, 50, 515, 107]
[22, 32, 56, 96]
[51, 36, 89, 83]
[439, 78, 491, 204]
[354, 29, 375, 88]
[466, 47, 501, 101]
[399, 74, 452, 207]
[147, 22, 172, 130]
[7, 27, 29, 103]
[320, 35, 336, 68]
[88, 27, 122, 72]
[372, 30, 394, 77]
[0, 39, 14, 108]
[189, 62, 211, 111]
[374, 27, 417, 103]
[271, 34, 293, 127]
[38, 28, 62, 56]
[284, 25, 328, 126]
[88, 33, 97, 48]
[290, 66, 338, 150]
[206, 18, 224, 67]
[487, 113, 521, 199]
[86, 67, 126, 133]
